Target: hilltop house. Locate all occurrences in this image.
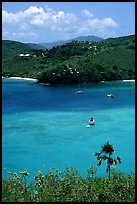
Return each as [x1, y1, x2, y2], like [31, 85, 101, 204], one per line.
[19, 53, 30, 57]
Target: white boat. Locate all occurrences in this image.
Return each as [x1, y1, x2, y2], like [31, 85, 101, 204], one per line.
[107, 94, 115, 98]
[88, 119, 95, 125]
[87, 118, 95, 128]
[75, 90, 83, 95]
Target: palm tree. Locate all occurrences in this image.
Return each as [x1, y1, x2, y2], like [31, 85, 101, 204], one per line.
[94, 141, 121, 180]
[87, 165, 97, 178]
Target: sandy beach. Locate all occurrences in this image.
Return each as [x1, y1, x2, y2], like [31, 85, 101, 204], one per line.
[6, 77, 38, 82]
[122, 79, 135, 82]
[101, 79, 135, 83]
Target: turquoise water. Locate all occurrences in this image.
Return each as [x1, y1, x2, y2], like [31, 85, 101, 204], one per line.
[2, 79, 135, 180]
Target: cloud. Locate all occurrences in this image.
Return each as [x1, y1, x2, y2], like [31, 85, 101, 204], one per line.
[2, 28, 10, 38]
[12, 31, 39, 40]
[82, 9, 94, 18]
[86, 17, 118, 29]
[102, 18, 119, 27]
[24, 6, 44, 15]
[2, 10, 24, 24]
[2, 5, 119, 42]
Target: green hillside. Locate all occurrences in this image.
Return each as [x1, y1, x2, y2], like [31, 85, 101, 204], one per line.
[2, 35, 135, 83]
[27, 43, 46, 50]
[2, 40, 34, 60]
[101, 35, 135, 48]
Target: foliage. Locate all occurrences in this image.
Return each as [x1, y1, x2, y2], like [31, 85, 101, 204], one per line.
[2, 167, 135, 202]
[101, 35, 135, 48]
[87, 165, 97, 178]
[2, 40, 33, 60]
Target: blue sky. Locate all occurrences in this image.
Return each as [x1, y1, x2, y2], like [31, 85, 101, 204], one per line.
[2, 2, 135, 43]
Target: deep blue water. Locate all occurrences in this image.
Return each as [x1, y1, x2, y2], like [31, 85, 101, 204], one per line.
[2, 78, 135, 181]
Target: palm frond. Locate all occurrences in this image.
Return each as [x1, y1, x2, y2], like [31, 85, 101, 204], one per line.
[94, 152, 101, 157]
[101, 141, 115, 155]
[94, 152, 102, 160]
[100, 155, 108, 161]
[97, 160, 102, 166]
[113, 159, 117, 166]
[117, 156, 122, 163]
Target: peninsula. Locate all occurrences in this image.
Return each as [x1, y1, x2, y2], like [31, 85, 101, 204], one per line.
[2, 35, 135, 85]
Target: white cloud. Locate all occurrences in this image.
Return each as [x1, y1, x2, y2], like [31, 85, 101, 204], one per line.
[24, 6, 44, 15]
[57, 11, 65, 18]
[2, 10, 24, 24]
[82, 9, 94, 18]
[30, 15, 45, 25]
[2, 5, 119, 42]
[12, 31, 39, 42]
[102, 17, 118, 27]
[86, 17, 118, 29]
[72, 17, 118, 37]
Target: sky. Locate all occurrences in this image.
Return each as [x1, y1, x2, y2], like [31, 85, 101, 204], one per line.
[2, 2, 135, 43]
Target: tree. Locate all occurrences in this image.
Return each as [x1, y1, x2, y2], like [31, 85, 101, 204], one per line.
[87, 165, 97, 178]
[94, 141, 121, 180]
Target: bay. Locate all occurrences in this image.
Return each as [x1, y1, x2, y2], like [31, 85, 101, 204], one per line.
[2, 78, 135, 181]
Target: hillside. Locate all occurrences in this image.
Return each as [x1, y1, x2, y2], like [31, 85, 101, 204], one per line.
[2, 40, 34, 60]
[27, 43, 46, 50]
[101, 35, 135, 48]
[39, 35, 103, 49]
[72, 35, 103, 42]
[2, 35, 103, 59]
[2, 35, 135, 84]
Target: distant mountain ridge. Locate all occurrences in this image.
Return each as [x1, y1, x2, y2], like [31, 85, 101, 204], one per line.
[39, 35, 103, 49]
[2, 35, 104, 59]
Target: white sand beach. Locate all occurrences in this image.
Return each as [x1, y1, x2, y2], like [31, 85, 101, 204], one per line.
[101, 79, 135, 83]
[8, 77, 38, 82]
[122, 79, 135, 82]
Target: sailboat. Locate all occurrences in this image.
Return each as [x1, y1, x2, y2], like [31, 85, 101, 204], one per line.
[107, 93, 115, 98]
[75, 71, 83, 95]
[75, 90, 83, 95]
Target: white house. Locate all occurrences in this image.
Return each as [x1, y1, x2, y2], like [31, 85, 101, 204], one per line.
[19, 53, 30, 57]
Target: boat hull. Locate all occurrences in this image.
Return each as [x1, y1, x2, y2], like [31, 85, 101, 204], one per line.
[89, 120, 95, 125]
[107, 94, 115, 98]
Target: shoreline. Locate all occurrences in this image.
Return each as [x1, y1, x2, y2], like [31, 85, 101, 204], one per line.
[2, 76, 38, 82]
[2, 76, 135, 83]
[101, 79, 135, 83]
[122, 79, 135, 82]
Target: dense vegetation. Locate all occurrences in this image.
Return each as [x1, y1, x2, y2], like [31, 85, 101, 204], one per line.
[2, 35, 135, 84]
[2, 167, 135, 202]
[2, 40, 34, 60]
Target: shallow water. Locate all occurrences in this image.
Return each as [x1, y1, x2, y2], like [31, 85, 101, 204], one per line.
[2, 79, 135, 180]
